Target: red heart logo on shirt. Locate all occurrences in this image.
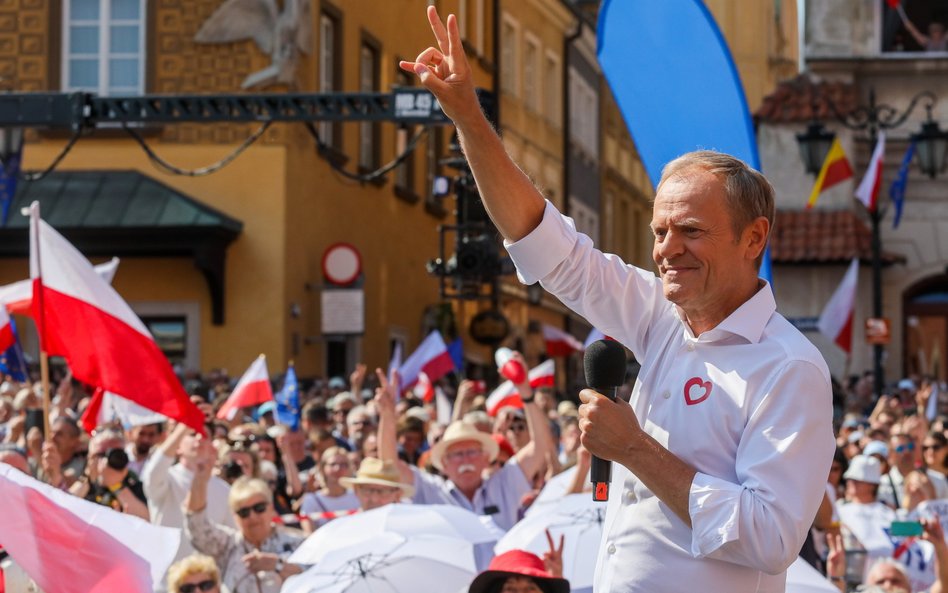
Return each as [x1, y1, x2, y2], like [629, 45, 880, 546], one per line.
[684, 377, 712, 406]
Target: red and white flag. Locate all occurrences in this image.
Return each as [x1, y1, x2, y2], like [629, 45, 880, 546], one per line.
[486, 359, 556, 416]
[398, 330, 455, 390]
[413, 371, 435, 402]
[216, 355, 273, 420]
[855, 131, 886, 212]
[0, 463, 180, 593]
[0, 305, 13, 352]
[542, 324, 584, 357]
[1, 257, 119, 316]
[80, 388, 170, 434]
[817, 258, 859, 354]
[29, 204, 205, 434]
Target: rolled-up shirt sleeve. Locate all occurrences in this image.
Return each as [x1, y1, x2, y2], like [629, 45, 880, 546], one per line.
[688, 359, 835, 574]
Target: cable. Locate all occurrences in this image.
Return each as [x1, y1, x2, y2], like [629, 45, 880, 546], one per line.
[14, 127, 85, 182]
[304, 121, 429, 183]
[123, 121, 271, 177]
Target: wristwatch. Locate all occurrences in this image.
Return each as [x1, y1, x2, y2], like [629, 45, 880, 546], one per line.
[521, 394, 535, 404]
[274, 558, 285, 573]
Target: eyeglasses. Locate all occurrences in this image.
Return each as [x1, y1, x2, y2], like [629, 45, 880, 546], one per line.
[444, 448, 484, 463]
[234, 501, 268, 518]
[508, 423, 527, 433]
[895, 443, 916, 454]
[924, 444, 943, 451]
[179, 580, 217, 593]
[356, 485, 400, 497]
[324, 461, 350, 469]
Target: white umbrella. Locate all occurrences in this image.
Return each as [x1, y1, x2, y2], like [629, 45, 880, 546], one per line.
[289, 503, 503, 565]
[786, 557, 841, 593]
[281, 532, 475, 593]
[495, 493, 604, 592]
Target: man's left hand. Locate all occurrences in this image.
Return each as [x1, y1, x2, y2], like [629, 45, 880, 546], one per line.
[578, 389, 641, 466]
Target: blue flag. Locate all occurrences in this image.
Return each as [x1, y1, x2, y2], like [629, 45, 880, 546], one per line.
[447, 338, 464, 373]
[890, 142, 915, 229]
[0, 317, 28, 382]
[0, 148, 20, 226]
[275, 364, 300, 431]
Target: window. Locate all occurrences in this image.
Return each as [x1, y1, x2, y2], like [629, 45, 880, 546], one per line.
[569, 69, 599, 160]
[394, 70, 416, 197]
[881, 0, 948, 53]
[358, 40, 381, 171]
[141, 316, 187, 365]
[62, 0, 145, 95]
[135, 302, 200, 371]
[570, 199, 600, 244]
[544, 50, 561, 125]
[474, 0, 486, 55]
[318, 11, 342, 149]
[523, 33, 540, 112]
[500, 14, 519, 96]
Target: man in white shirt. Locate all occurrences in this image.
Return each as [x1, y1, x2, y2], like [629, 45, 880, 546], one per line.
[400, 8, 834, 592]
[141, 422, 234, 567]
[878, 432, 948, 508]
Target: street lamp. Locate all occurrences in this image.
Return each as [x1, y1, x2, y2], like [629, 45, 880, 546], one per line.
[796, 87, 948, 397]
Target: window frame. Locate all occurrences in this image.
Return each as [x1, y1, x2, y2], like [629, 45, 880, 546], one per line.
[522, 31, 541, 113]
[61, 0, 147, 96]
[358, 34, 382, 173]
[500, 13, 520, 97]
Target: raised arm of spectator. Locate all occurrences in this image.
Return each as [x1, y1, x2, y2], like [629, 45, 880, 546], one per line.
[373, 368, 416, 485]
[924, 516, 948, 593]
[185, 437, 234, 559]
[350, 363, 368, 404]
[825, 531, 846, 593]
[142, 422, 189, 503]
[186, 437, 215, 514]
[897, 4, 930, 48]
[565, 446, 592, 495]
[400, 7, 545, 243]
[276, 431, 303, 498]
[514, 354, 556, 480]
[451, 380, 478, 424]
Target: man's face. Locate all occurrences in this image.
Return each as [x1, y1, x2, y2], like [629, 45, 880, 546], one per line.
[130, 424, 160, 456]
[868, 563, 911, 593]
[442, 440, 488, 489]
[651, 168, 760, 329]
[890, 437, 916, 468]
[347, 413, 371, 440]
[354, 483, 402, 511]
[51, 419, 80, 459]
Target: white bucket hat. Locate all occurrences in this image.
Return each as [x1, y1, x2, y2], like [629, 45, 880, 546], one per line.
[843, 454, 882, 485]
[339, 457, 415, 496]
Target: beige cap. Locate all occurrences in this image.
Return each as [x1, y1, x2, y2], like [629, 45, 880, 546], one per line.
[340, 457, 415, 496]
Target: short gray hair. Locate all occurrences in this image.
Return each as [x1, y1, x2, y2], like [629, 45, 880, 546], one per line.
[657, 150, 775, 267]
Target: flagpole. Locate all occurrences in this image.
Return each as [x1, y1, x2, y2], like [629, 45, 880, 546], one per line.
[29, 201, 52, 439]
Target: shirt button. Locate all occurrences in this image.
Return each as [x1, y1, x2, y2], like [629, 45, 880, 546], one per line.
[686, 342, 696, 351]
[625, 490, 636, 503]
[661, 390, 670, 399]
[607, 542, 617, 555]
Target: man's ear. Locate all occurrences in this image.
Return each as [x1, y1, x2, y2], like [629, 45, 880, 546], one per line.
[743, 217, 770, 262]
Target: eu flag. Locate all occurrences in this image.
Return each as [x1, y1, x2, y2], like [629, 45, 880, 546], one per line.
[0, 317, 28, 382]
[275, 364, 300, 431]
[890, 142, 915, 229]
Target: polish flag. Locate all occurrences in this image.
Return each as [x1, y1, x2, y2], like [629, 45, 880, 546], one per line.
[542, 324, 584, 357]
[216, 355, 273, 420]
[817, 258, 859, 354]
[0, 305, 13, 352]
[398, 330, 456, 390]
[855, 131, 886, 212]
[29, 204, 206, 434]
[486, 359, 555, 416]
[80, 388, 170, 434]
[413, 371, 435, 402]
[1, 257, 119, 315]
[0, 463, 180, 593]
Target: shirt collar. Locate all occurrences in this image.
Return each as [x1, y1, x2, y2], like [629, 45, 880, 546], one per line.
[713, 280, 775, 344]
[676, 280, 776, 344]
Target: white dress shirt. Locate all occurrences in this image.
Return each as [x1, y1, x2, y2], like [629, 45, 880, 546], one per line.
[506, 201, 835, 593]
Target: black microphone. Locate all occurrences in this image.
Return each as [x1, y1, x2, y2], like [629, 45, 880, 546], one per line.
[584, 339, 627, 502]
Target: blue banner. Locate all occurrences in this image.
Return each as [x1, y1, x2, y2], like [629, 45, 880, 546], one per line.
[0, 317, 28, 382]
[275, 365, 300, 431]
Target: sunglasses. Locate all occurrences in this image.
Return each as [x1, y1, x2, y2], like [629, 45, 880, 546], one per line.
[895, 443, 916, 454]
[179, 580, 216, 593]
[234, 501, 268, 518]
[924, 444, 944, 451]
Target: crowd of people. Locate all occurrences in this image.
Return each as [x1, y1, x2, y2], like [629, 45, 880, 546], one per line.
[0, 351, 590, 593]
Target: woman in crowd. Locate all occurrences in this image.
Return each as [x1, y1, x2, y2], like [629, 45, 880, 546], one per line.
[298, 446, 359, 531]
[185, 439, 304, 593]
[166, 554, 221, 593]
[923, 431, 948, 478]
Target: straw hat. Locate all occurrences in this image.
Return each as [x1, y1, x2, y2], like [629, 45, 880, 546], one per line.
[843, 455, 882, 485]
[430, 421, 499, 471]
[468, 550, 570, 593]
[339, 457, 415, 496]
